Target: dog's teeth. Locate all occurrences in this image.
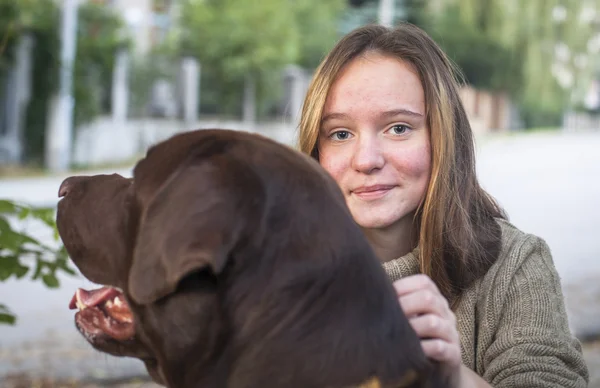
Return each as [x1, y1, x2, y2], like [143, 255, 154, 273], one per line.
[106, 300, 113, 308]
[75, 289, 88, 311]
[76, 300, 87, 310]
[114, 297, 123, 307]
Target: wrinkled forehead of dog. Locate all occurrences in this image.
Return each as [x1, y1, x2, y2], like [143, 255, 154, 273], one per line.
[133, 129, 233, 200]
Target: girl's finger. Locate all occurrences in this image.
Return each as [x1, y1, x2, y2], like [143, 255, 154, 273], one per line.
[393, 274, 437, 297]
[421, 338, 461, 365]
[409, 314, 458, 344]
[399, 288, 450, 318]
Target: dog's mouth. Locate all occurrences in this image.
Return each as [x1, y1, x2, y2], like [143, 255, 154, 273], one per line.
[69, 286, 135, 341]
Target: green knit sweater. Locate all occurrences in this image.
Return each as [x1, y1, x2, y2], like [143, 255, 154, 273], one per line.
[382, 219, 589, 387]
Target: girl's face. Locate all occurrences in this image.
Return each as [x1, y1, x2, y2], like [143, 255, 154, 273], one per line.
[318, 53, 431, 232]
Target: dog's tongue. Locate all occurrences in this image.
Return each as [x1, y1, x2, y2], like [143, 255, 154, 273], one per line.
[69, 286, 121, 310]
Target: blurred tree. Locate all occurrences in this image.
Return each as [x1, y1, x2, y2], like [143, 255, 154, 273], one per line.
[0, 199, 76, 325]
[339, 1, 378, 34]
[178, 0, 346, 118]
[0, 0, 59, 166]
[403, 0, 428, 27]
[339, 0, 428, 37]
[347, 0, 375, 6]
[179, 0, 299, 118]
[180, 0, 300, 81]
[467, 0, 568, 127]
[512, 0, 600, 125]
[427, 0, 600, 128]
[0, 0, 129, 166]
[73, 3, 130, 125]
[426, 5, 519, 94]
[293, 0, 346, 69]
[0, 2, 19, 75]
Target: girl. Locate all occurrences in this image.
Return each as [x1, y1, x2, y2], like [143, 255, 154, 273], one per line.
[297, 23, 588, 387]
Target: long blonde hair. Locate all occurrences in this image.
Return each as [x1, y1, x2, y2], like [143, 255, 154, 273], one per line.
[297, 23, 506, 302]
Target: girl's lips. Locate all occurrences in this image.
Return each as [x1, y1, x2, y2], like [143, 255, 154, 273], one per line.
[351, 185, 396, 200]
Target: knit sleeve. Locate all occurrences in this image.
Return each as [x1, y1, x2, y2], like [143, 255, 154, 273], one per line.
[481, 235, 589, 387]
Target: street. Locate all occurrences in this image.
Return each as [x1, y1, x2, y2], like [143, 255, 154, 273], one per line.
[476, 130, 600, 339]
[0, 129, 599, 383]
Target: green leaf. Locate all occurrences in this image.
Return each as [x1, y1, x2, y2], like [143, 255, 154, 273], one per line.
[42, 273, 60, 288]
[0, 231, 20, 251]
[57, 262, 77, 276]
[32, 258, 43, 280]
[0, 304, 16, 325]
[0, 257, 15, 281]
[16, 230, 43, 246]
[17, 206, 31, 220]
[0, 216, 13, 235]
[0, 313, 16, 325]
[0, 254, 29, 280]
[0, 200, 18, 214]
[30, 207, 56, 228]
[14, 262, 29, 279]
[0, 228, 45, 252]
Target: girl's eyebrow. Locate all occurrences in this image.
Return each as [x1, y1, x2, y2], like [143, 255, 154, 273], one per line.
[321, 108, 424, 124]
[379, 108, 424, 118]
[320, 112, 350, 124]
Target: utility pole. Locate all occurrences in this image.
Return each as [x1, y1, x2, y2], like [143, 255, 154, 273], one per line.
[46, 0, 79, 173]
[378, 0, 395, 27]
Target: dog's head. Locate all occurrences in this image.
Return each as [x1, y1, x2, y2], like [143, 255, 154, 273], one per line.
[57, 129, 444, 388]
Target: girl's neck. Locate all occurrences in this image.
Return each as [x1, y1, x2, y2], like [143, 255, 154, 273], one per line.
[362, 215, 417, 263]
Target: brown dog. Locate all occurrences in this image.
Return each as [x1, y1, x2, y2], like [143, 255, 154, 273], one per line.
[56, 129, 447, 388]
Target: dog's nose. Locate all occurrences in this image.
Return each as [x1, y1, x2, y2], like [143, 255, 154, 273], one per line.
[59, 178, 73, 198]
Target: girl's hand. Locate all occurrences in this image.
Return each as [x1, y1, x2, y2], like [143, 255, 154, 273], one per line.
[394, 274, 462, 384]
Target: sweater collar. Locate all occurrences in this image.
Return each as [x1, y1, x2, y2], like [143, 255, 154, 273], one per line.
[381, 247, 421, 282]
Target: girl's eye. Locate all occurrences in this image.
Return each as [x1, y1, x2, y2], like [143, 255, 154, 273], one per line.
[330, 130, 352, 141]
[389, 124, 410, 135]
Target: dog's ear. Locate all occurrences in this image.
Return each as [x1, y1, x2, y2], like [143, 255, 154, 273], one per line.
[128, 158, 247, 305]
